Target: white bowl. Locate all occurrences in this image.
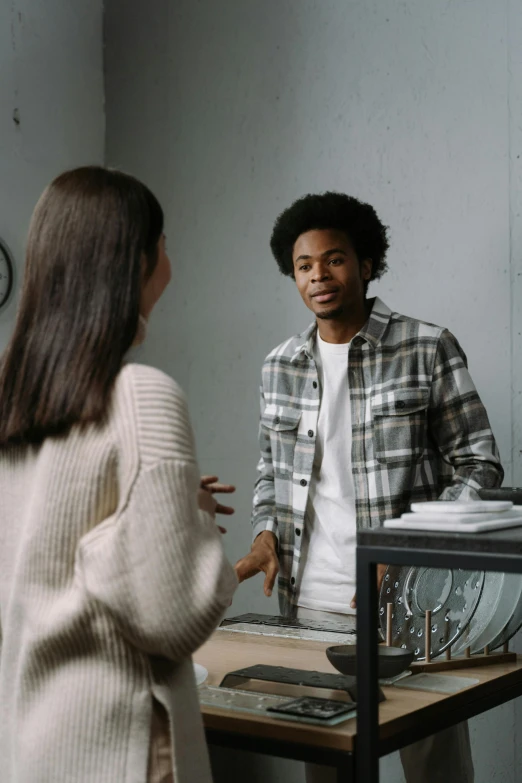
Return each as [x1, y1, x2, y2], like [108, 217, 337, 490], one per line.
[193, 662, 208, 686]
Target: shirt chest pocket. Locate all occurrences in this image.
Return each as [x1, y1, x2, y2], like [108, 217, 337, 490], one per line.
[371, 387, 430, 465]
[262, 405, 302, 475]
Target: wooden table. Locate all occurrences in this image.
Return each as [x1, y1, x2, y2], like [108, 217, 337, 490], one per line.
[195, 629, 522, 782]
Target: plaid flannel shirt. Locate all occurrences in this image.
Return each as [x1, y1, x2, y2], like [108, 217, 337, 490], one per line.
[251, 297, 503, 616]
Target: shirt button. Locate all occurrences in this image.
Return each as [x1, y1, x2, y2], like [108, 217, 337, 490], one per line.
[300, 479, 307, 487]
[308, 429, 314, 438]
[313, 381, 318, 389]
[296, 528, 301, 536]
[290, 577, 296, 586]
[396, 401, 406, 410]
[274, 416, 280, 423]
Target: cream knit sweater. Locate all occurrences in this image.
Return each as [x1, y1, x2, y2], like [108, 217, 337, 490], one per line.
[0, 363, 237, 783]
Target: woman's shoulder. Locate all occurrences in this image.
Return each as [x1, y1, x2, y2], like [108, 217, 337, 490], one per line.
[115, 363, 196, 466]
[118, 363, 186, 405]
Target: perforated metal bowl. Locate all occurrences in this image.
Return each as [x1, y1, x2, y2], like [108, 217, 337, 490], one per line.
[379, 566, 485, 660]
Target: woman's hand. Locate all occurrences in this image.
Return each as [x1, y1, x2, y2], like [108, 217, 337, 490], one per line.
[200, 476, 236, 514]
[197, 487, 218, 518]
[199, 475, 236, 533]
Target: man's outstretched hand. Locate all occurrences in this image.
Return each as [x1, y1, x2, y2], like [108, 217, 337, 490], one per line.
[235, 531, 279, 597]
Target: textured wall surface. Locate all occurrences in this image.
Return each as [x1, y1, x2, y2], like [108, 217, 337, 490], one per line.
[106, 0, 521, 780]
[1, 0, 520, 779]
[0, 0, 105, 347]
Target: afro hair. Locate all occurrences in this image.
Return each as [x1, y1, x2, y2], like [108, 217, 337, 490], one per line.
[270, 192, 389, 287]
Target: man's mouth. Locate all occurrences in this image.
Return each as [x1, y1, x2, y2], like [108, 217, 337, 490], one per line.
[311, 289, 339, 303]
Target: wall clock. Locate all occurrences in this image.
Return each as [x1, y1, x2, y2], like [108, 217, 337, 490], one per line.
[0, 239, 14, 310]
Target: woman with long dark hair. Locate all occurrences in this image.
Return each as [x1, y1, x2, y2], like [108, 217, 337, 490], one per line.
[0, 166, 237, 782]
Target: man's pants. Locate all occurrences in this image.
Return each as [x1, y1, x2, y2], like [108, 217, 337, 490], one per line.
[297, 608, 474, 783]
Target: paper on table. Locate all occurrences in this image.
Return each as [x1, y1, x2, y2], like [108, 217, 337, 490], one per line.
[394, 673, 479, 694]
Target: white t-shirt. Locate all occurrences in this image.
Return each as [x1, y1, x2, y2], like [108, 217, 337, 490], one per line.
[297, 333, 357, 614]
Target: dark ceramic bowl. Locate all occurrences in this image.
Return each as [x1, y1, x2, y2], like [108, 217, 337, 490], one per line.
[326, 645, 414, 679]
[478, 487, 522, 505]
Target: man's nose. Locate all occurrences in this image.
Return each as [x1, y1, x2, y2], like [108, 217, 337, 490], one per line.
[311, 264, 332, 283]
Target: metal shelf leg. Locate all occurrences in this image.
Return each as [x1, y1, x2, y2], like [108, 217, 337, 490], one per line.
[355, 549, 379, 783]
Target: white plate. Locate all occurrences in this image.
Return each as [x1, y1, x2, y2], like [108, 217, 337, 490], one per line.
[384, 516, 522, 533]
[401, 509, 522, 525]
[193, 663, 208, 686]
[410, 501, 513, 514]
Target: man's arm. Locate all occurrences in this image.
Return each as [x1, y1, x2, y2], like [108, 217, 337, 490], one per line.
[251, 385, 279, 541]
[235, 385, 280, 596]
[428, 329, 503, 499]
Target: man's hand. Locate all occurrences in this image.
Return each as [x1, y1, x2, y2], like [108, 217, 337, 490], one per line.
[350, 564, 388, 610]
[235, 531, 279, 597]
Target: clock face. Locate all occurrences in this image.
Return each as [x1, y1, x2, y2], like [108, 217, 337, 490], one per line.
[0, 240, 14, 309]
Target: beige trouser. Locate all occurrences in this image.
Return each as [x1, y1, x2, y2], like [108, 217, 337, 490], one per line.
[148, 699, 174, 783]
[297, 608, 474, 783]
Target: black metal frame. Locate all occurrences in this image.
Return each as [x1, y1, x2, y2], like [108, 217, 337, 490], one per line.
[207, 728, 353, 782]
[356, 541, 522, 783]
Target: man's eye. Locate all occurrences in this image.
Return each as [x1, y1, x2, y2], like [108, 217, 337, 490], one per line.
[329, 257, 342, 265]
[299, 265, 310, 272]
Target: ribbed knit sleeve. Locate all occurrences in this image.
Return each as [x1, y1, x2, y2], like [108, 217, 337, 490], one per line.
[77, 364, 237, 661]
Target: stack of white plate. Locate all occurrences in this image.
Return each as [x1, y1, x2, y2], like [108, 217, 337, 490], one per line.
[380, 500, 522, 660]
[383, 500, 522, 533]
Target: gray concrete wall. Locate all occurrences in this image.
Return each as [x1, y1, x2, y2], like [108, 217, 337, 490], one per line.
[0, 0, 105, 348]
[104, 1, 522, 780]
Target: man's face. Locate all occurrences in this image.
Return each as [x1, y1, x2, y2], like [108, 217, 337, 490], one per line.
[292, 229, 372, 320]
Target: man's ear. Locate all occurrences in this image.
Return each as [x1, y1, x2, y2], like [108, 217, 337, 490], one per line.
[362, 258, 372, 280]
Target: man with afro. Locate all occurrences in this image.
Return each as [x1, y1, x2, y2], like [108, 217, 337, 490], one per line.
[236, 191, 503, 783]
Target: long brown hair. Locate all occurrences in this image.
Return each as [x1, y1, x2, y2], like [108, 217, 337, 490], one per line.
[0, 166, 164, 445]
